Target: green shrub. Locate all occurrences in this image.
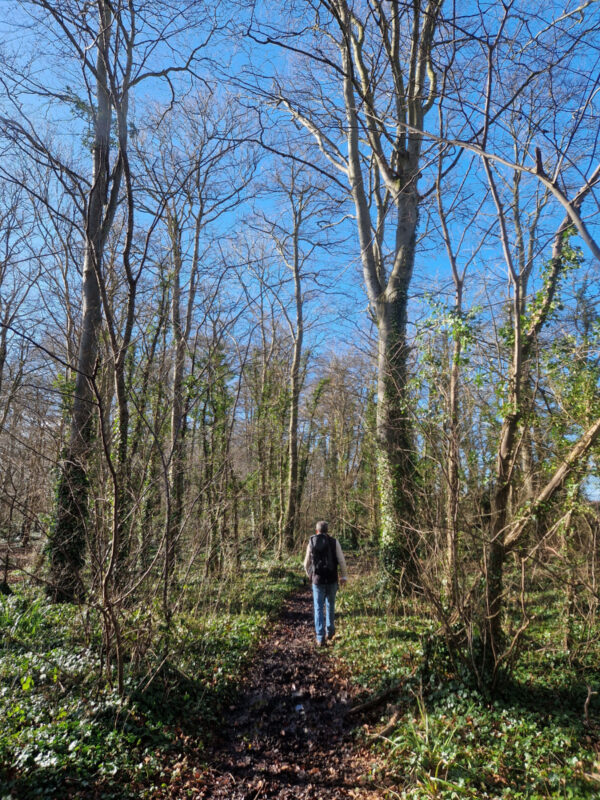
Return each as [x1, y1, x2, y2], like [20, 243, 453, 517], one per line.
[333, 574, 600, 799]
[0, 562, 301, 799]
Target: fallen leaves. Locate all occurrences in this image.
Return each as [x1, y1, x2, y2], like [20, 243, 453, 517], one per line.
[163, 589, 385, 799]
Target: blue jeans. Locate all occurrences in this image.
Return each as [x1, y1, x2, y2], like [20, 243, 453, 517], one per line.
[312, 582, 338, 642]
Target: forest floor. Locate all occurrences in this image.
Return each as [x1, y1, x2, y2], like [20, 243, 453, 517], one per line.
[155, 586, 387, 800]
[4, 564, 600, 798]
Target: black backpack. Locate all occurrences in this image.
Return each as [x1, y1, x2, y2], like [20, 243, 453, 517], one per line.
[310, 533, 337, 584]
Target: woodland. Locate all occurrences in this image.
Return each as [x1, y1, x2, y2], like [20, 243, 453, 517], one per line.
[1, 1, 600, 798]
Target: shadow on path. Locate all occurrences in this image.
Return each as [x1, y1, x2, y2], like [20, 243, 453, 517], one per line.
[196, 587, 383, 799]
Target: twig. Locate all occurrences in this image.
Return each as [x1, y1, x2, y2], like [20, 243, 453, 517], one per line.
[584, 684, 597, 726]
[377, 706, 401, 738]
[348, 682, 404, 715]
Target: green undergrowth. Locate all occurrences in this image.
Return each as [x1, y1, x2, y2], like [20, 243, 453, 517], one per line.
[333, 573, 600, 799]
[0, 562, 301, 800]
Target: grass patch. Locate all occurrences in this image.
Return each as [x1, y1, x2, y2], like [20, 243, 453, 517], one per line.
[333, 573, 600, 799]
[0, 562, 301, 799]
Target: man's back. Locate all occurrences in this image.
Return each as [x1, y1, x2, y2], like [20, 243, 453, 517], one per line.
[309, 532, 338, 584]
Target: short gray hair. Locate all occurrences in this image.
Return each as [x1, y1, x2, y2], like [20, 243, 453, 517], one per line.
[315, 520, 328, 533]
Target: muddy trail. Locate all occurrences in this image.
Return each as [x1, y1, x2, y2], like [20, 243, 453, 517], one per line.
[193, 588, 385, 799]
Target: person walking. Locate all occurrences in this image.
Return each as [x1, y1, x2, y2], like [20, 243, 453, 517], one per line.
[304, 520, 348, 646]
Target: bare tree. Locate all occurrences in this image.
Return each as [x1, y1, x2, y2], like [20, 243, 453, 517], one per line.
[251, 161, 341, 552]
[136, 92, 254, 594]
[247, 0, 443, 588]
[0, 0, 225, 601]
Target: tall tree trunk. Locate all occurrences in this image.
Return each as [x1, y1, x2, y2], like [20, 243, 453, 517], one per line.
[486, 423, 516, 674]
[446, 322, 461, 605]
[283, 220, 304, 553]
[167, 213, 186, 581]
[50, 3, 115, 602]
[375, 291, 418, 588]
[333, 0, 440, 590]
[435, 166, 468, 606]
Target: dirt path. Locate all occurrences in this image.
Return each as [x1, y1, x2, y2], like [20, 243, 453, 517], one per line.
[194, 587, 384, 799]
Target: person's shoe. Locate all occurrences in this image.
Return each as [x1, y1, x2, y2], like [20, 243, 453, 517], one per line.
[316, 638, 326, 647]
[327, 631, 336, 641]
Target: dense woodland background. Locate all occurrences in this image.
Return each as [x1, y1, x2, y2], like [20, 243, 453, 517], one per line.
[1, 5, 600, 791]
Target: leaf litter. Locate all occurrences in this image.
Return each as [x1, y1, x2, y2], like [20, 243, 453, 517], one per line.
[154, 588, 385, 799]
